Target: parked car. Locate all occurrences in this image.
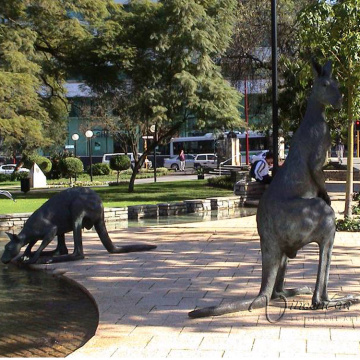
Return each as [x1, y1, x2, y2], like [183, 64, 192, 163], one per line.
[194, 153, 217, 169]
[102, 153, 152, 169]
[164, 154, 196, 171]
[0, 164, 30, 175]
[250, 150, 269, 164]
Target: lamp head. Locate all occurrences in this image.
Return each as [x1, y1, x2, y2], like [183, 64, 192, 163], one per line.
[85, 130, 93, 138]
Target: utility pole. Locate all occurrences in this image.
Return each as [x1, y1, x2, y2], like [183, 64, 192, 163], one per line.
[271, 0, 279, 173]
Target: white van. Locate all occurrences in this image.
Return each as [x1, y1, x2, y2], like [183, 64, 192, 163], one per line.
[194, 153, 217, 169]
[102, 153, 152, 169]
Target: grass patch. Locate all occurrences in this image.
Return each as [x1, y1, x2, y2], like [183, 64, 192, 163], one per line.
[0, 180, 234, 214]
[45, 168, 168, 186]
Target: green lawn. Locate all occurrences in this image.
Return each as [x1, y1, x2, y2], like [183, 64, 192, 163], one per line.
[0, 180, 234, 214]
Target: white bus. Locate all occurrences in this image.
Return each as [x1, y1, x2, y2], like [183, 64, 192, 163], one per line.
[169, 132, 269, 161]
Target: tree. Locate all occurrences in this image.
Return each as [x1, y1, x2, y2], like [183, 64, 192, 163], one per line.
[60, 157, 84, 185]
[0, 20, 51, 157]
[84, 0, 244, 192]
[23, 154, 52, 174]
[298, 0, 360, 217]
[222, 0, 314, 133]
[110, 155, 131, 184]
[0, 0, 117, 157]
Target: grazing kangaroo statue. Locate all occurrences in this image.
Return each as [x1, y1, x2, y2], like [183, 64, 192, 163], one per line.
[1, 187, 156, 264]
[189, 59, 356, 319]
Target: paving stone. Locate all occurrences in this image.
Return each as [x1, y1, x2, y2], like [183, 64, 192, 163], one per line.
[2, 196, 357, 358]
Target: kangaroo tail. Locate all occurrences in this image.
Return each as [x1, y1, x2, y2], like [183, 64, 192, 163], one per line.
[94, 221, 157, 253]
[188, 295, 267, 319]
[111, 244, 157, 253]
[94, 220, 118, 253]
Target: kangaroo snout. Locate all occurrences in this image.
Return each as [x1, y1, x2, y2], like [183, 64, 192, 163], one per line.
[333, 94, 343, 109]
[1, 252, 12, 264]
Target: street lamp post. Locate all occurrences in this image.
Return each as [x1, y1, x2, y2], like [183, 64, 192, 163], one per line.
[85, 130, 94, 182]
[150, 124, 157, 183]
[71, 133, 79, 181]
[104, 128, 109, 153]
[71, 133, 79, 157]
[271, 0, 279, 173]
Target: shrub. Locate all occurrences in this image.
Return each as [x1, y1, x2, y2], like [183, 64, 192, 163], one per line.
[207, 175, 234, 190]
[0, 174, 11, 182]
[59, 157, 84, 185]
[121, 169, 133, 176]
[36, 156, 52, 174]
[336, 218, 360, 232]
[23, 154, 52, 174]
[91, 163, 111, 176]
[108, 181, 129, 186]
[352, 204, 360, 215]
[110, 155, 131, 183]
[49, 151, 75, 179]
[11, 171, 29, 181]
[156, 167, 168, 174]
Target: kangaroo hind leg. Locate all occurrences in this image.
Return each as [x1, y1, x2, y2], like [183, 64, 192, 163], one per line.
[312, 216, 335, 306]
[271, 254, 312, 300]
[40, 218, 85, 263]
[248, 243, 284, 311]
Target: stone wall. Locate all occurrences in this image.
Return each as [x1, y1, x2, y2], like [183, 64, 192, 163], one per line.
[0, 195, 245, 232]
[324, 170, 360, 181]
[0, 207, 128, 232]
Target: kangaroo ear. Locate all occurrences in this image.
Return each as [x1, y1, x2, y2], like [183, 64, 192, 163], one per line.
[322, 60, 332, 77]
[311, 58, 322, 77]
[5, 232, 19, 242]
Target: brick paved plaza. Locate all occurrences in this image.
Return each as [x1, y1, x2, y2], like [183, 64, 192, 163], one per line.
[29, 191, 360, 359]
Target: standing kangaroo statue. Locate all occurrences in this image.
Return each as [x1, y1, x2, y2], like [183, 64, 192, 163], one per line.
[1, 187, 156, 264]
[189, 59, 356, 319]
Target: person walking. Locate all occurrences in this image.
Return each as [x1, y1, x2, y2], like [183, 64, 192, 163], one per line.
[179, 149, 186, 171]
[336, 139, 344, 164]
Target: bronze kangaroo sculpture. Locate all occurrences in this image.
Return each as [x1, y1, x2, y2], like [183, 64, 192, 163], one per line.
[1, 187, 156, 264]
[189, 59, 356, 319]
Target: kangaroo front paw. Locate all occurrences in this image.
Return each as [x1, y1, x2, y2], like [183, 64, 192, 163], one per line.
[20, 255, 38, 264]
[319, 192, 331, 206]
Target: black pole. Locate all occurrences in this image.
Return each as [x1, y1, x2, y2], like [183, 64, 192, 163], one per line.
[154, 125, 157, 183]
[74, 140, 77, 182]
[271, 0, 279, 173]
[89, 137, 93, 182]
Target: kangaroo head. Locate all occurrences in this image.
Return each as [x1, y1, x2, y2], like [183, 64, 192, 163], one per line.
[311, 59, 342, 109]
[1, 232, 23, 264]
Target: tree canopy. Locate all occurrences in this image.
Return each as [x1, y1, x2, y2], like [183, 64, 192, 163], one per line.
[0, 0, 116, 157]
[297, 0, 360, 217]
[1, 0, 243, 192]
[82, 0, 244, 191]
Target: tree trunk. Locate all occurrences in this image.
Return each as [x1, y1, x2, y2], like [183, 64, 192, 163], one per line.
[128, 162, 140, 193]
[344, 84, 354, 218]
[127, 127, 180, 192]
